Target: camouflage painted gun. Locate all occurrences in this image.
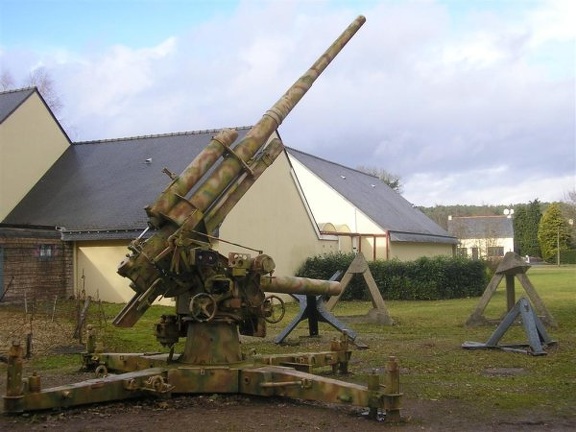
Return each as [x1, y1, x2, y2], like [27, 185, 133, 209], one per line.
[4, 15, 402, 421]
[112, 15, 365, 338]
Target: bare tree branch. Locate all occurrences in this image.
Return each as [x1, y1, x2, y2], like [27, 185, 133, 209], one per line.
[24, 67, 63, 115]
[356, 165, 403, 193]
[0, 69, 16, 91]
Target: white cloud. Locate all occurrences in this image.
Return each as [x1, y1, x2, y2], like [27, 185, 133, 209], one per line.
[1, 0, 573, 205]
[525, 0, 576, 46]
[404, 168, 575, 206]
[56, 37, 177, 137]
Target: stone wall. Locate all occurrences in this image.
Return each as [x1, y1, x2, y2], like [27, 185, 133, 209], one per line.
[0, 228, 73, 304]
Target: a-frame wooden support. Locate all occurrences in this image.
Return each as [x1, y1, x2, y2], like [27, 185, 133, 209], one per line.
[466, 252, 557, 327]
[325, 252, 393, 325]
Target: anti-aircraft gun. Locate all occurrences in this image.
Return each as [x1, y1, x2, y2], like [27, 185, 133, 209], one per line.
[4, 15, 402, 421]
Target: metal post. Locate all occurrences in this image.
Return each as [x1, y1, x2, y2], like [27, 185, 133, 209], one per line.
[557, 226, 560, 266]
[4, 341, 24, 412]
[366, 371, 380, 420]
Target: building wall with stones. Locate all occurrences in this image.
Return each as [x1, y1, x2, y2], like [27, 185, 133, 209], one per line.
[0, 228, 73, 304]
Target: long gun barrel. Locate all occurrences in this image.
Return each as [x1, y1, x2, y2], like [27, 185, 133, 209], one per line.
[260, 275, 342, 296]
[114, 16, 366, 327]
[145, 15, 366, 229]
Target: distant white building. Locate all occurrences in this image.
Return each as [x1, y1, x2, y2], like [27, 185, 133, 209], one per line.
[447, 215, 514, 260]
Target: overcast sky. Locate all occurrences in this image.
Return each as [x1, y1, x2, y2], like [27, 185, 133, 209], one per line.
[1, 0, 574, 207]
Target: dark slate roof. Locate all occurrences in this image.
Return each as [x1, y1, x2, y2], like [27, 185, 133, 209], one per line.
[3, 128, 250, 237]
[286, 148, 457, 244]
[5, 123, 455, 245]
[447, 216, 514, 239]
[0, 87, 35, 123]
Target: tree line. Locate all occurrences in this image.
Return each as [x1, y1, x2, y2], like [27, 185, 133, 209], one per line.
[419, 197, 576, 262]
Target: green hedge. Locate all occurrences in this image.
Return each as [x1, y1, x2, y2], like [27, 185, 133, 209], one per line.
[560, 249, 576, 264]
[296, 252, 488, 301]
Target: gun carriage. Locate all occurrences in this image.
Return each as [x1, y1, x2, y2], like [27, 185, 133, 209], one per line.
[4, 15, 402, 421]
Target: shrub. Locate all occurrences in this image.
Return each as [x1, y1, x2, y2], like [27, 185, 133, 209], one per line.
[560, 249, 576, 264]
[296, 252, 488, 301]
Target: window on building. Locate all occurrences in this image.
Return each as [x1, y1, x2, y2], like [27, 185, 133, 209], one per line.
[487, 247, 504, 257]
[457, 248, 468, 257]
[472, 248, 479, 260]
[38, 244, 54, 260]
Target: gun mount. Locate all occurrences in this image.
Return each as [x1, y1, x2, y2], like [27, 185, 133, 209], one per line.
[4, 15, 402, 421]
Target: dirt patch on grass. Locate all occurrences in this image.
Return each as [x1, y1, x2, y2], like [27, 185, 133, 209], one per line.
[0, 303, 81, 359]
[482, 367, 527, 377]
[0, 390, 574, 432]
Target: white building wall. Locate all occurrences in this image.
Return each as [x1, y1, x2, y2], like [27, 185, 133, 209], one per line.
[288, 156, 383, 234]
[459, 237, 514, 259]
[76, 241, 174, 305]
[218, 153, 339, 276]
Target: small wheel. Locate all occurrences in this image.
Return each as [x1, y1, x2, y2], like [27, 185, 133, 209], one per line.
[264, 295, 286, 323]
[189, 293, 217, 322]
[149, 375, 165, 391]
[95, 364, 108, 378]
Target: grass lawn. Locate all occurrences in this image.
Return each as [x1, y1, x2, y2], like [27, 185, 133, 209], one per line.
[7, 264, 576, 418]
[332, 264, 576, 416]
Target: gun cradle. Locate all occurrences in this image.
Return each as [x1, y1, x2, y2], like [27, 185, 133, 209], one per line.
[3, 15, 402, 422]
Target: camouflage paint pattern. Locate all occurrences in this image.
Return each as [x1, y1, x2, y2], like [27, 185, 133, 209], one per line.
[115, 15, 366, 327]
[145, 128, 239, 228]
[5, 328, 401, 419]
[260, 275, 342, 296]
[204, 137, 284, 232]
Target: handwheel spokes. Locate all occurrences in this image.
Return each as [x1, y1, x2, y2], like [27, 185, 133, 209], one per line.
[189, 293, 218, 322]
[264, 294, 286, 323]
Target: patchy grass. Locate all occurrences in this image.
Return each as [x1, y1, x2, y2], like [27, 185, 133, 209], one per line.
[2, 265, 574, 419]
[260, 265, 576, 417]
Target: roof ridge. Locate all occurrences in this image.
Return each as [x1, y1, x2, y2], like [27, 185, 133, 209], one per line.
[74, 125, 254, 145]
[286, 146, 378, 179]
[451, 215, 508, 219]
[0, 86, 36, 96]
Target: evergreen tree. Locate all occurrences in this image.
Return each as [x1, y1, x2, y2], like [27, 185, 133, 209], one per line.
[538, 203, 570, 263]
[523, 199, 543, 257]
[513, 205, 528, 255]
[563, 189, 576, 248]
